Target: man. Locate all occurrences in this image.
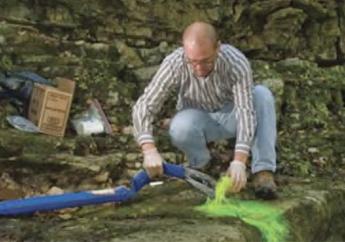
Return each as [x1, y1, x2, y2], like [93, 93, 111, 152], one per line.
[132, 21, 277, 199]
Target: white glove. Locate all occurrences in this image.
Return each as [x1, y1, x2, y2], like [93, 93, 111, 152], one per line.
[143, 147, 164, 178]
[227, 160, 247, 192]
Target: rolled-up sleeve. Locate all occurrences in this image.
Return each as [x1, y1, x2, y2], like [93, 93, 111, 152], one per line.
[132, 56, 177, 146]
[231, 55, 256, 155]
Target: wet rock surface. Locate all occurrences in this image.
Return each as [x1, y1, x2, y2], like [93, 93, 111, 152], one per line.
[0, 129, 345, 242]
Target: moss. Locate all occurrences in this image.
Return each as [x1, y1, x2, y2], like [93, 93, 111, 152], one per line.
[0, 55, 14, 71]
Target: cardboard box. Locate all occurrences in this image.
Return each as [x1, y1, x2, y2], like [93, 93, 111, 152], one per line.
[28, 78, 75, 137]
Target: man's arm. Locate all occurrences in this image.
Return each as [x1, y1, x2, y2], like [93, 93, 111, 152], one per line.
[132, 55, 178, 177]
[232, 62, 256, 161]
[228, 49, 256, 192]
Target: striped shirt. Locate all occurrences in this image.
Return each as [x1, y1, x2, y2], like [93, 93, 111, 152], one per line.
[132, 44, 256, 154]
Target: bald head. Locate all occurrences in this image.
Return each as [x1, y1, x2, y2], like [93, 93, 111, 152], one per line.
[182, 22, 218, 50]
[182, 22, 219, 77]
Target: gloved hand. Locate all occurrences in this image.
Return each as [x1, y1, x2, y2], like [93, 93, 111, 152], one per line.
[143, 147, 164, 178]
[226, 160, 247, 193]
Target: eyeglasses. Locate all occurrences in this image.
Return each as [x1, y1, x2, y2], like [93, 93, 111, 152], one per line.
[184, 53, 217, 67]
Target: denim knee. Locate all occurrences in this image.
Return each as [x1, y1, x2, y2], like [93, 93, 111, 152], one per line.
[254, 85, 275, 105]
[169, 109, 205, 146]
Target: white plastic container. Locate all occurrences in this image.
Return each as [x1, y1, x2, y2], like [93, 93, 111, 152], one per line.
[75, 118, 104, 136]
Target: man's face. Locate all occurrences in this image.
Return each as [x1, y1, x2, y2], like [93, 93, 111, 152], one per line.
[184, 42, 218, 78]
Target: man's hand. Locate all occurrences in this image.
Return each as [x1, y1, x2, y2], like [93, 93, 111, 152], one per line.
[142, 145, 164, 178]
[226, 160, 247, 193]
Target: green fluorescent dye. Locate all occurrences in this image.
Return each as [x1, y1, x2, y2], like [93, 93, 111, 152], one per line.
[196, 176, 289, 242]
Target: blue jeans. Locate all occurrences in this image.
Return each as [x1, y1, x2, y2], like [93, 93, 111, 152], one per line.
[169, 85, 276, 174]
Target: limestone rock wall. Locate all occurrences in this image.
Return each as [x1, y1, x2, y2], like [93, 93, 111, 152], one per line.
[1, 1, 344, 112]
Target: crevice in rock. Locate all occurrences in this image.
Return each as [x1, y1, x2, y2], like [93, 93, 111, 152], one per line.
[315, 58, 345, 67]
[335, 0, 345, 62]
[316, 1, 344, 67]
[341, 89, 345, 107]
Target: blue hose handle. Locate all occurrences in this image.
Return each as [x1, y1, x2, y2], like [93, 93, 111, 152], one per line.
[0, 162, 187, 216]
[131, 162, 185, 192]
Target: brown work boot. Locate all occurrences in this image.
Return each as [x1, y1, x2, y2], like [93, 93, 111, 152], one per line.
[253, 171, 277, 200]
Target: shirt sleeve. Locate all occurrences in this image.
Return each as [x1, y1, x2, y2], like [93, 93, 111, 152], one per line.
[231, 52, 256, 155]
[132, 55, 178, 146]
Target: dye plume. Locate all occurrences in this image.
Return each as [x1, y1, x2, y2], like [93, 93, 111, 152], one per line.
[196, 176, 289, 242]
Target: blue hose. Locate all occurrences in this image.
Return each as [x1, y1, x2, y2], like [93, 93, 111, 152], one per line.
[0, 162, 186, 216]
